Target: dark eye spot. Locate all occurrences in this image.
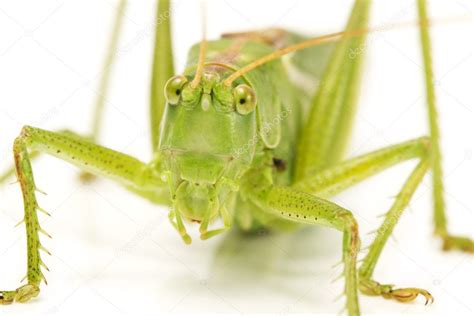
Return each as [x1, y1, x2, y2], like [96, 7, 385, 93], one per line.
[239, 98, 245, 104]
[176, 89, 181, 95]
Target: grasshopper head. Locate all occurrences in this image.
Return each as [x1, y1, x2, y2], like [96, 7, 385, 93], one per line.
[157, 69, 258, 231]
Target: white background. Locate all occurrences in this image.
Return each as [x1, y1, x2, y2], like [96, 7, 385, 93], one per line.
[0, 0, 472, 315]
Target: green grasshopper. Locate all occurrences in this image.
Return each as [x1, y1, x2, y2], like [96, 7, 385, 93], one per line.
[0, 0, 472, 315]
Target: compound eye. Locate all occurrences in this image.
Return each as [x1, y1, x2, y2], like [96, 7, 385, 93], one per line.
[233, 84, 256, 115]
[164, 75, 188, 105]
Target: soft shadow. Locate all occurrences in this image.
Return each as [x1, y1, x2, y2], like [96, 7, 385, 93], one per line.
[207, 226, 342, 299]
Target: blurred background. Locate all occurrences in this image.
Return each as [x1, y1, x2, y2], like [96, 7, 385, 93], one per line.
[0, 0, 472, 315]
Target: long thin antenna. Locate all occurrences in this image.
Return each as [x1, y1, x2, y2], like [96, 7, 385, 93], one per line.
[190, 1, 208, 88]
[223, 15, 469, 86]
[91, 0, 127, 139]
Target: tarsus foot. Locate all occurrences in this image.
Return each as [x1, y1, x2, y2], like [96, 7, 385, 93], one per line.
[0, 284, 40, 305]
[441, 234, 474, 253]
[360, 279, 434, 305]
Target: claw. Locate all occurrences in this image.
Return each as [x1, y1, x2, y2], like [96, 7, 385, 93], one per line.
[0, 291, 15, 305]
[360, 279, 434, 306]
[389, 288, 434, 305]
[0, 284, 40, 305]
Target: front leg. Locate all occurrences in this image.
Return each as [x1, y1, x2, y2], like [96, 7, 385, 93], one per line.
[150, 0, 174, 150]
[248, 185, 361, 316]
[0, 126, 166, 304]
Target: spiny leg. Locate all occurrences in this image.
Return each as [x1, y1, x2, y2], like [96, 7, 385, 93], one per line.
[293, 138, 434, 304]
[0, 130, 169, 203]
[0, 151, 39, 184]
[295, 0, 371, 179]
[358, 160, 433, 304]
[248, 185, 361, 316]
[0, 126, 165, 304]
[150, 0, 174, 151]
[417, 0, 473, 253]
[0, 131, 92, 185]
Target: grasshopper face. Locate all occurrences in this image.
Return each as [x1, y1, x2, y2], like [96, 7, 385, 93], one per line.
[158, 70, 258, 223]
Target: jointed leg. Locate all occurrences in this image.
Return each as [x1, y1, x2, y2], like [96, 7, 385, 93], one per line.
[0, 126, 165, 304]
[295, 0, 371, 179]
[358, 160, 433, 304]
[293, 137, 429, 197]
[249, 185, 361, 316]
[0, 151, 39, 184]
[1, 130, 168, 203]
[150, 0, 174, 150]
[0, 131, 95, 185]
[294, 137, 434, 304]
[417, 0, 473, 253]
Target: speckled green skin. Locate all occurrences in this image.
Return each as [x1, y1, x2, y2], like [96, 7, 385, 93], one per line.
[1, 0, 473, 314]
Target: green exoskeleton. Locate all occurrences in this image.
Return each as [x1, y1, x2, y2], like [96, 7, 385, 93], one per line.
[0, 0, 472, 315]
